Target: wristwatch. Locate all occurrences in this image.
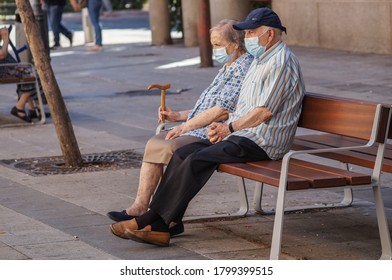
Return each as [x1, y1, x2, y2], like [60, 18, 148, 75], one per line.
[228, 122, 235, 133]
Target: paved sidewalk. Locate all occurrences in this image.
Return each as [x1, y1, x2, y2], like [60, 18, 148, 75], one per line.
[0, 10, 391, 260]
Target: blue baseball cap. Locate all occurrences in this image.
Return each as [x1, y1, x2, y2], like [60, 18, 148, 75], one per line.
[233, 8, 286, 33]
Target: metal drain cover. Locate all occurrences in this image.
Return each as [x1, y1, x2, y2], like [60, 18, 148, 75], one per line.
[0, 150, 143, 176]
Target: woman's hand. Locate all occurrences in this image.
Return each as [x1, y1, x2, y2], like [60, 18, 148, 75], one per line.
[158, 106, 182, 123]
[165, 124, 187, 140]
[207, 122, 231, 144]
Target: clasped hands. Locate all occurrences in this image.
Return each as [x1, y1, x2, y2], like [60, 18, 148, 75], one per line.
[207, 122, 231, 144]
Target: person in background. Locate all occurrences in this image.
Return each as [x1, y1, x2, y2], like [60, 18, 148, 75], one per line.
[87, 0, 104, 52]
[42, 0, 79, 49]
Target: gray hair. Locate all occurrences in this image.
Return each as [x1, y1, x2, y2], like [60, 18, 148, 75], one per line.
[210, 19, 246, 54]
[261, 26, 283, 38]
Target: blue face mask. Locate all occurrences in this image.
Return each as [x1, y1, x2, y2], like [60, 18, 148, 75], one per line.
[244, 30, 269, 58]
[213, 46, 232, 64]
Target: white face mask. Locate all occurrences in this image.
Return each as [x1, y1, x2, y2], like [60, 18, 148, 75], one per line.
[244, 29, 269, 58]
[213, 46, 232, 64]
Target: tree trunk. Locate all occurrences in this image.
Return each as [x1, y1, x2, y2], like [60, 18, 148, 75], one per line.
[15, 0, 83, 167]
[198, 0, 213, 67]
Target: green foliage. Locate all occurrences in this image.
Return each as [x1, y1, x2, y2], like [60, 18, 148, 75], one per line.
[0, 0, 16, 21]
[0, 0, 16, 16]
[168, 0, 182, 33]
[251, 0, 272, 9]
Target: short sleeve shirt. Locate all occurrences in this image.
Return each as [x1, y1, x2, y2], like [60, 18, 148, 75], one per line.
[227, 41, 306, 160]
[184, 52, 254, 139]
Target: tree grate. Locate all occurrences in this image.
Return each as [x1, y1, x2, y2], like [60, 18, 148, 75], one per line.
[0, 150, 143, 176]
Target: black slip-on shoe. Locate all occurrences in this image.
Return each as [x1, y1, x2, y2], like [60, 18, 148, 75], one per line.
[107, 210, 138, 222]
[169, 222, 184, 237]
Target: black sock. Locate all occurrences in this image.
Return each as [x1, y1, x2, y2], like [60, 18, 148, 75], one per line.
[135, 209, 160, 229]
[151, 218, 169, 232]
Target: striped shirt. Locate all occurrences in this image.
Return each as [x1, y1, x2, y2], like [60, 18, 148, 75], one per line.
[184, 52, 253, 139]
[227, 41, 305, 160]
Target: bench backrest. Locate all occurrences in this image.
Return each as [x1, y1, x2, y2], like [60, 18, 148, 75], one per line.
[298, 93, 391, 143]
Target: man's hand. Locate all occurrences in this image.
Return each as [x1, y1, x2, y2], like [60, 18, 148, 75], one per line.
[165, 124, 187, 140]
[207, 122, 231, 144]
[159, 106, 182, 123]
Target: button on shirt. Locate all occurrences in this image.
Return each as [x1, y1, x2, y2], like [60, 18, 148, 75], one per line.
[228, 41, 305, 160]
[184, 52, 253, 139]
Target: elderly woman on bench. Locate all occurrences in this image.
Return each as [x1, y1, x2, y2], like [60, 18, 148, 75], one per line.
[107, 19, 253, 236]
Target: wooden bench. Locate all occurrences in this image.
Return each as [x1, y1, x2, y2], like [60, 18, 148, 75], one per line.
[217, 92, 392, 260]
[0, 62, 46, 127]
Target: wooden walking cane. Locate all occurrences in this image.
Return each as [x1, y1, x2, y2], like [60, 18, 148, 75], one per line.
[147, 83, 171, 134]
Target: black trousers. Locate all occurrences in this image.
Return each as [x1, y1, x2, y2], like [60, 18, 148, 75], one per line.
[149, 136, 270, 224]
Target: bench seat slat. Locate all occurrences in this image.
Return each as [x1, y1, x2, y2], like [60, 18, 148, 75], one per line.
[296, 134, 392, 159]
[0, 77, 36, 84]
[247, 161, 347, 188]
[293, 138, 392, 173]
[218, 163, 310, 190]
[289, 159, 371, 185]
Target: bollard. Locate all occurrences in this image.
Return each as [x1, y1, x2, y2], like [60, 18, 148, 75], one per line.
[82, 8, 93, 44]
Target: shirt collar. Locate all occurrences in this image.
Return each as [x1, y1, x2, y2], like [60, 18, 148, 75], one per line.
[256, 40, 284, 63]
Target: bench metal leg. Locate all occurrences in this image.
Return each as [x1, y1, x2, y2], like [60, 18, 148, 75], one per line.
[372, 143, 392, 260]
[253, 182, 264, 213]
[184, 177, 249, 221]
[236, 177, 250, 216]
[269, 164, 289, 260]
[373, 183, 392, 259]
[33, 71, 46, 124]
[253, 184, 353, 215]
[252, 162, 354, 215]
[33, 74, 46, 124]
[340, 163, 354, 206]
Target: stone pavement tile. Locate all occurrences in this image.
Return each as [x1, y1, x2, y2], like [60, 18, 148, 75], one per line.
[176, 237, 261, 256]
[43, 213, 109, 230]
[283, 241, 381, 260]
[14, 240, 116, 260]
[0, 229, 76, 247]
[5, 171, 136, 216]
[72, 224, 207, 260]
[173, 222, 269, 260]
[0, 246, 29, 260]
[205, 248, 271, 260]
[0, 205, 116, 260]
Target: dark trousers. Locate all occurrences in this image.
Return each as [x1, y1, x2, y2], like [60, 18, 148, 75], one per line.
[149, 136, 270, 224]
[46, 4, 71, 45]
[88, 0, 103, 46]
